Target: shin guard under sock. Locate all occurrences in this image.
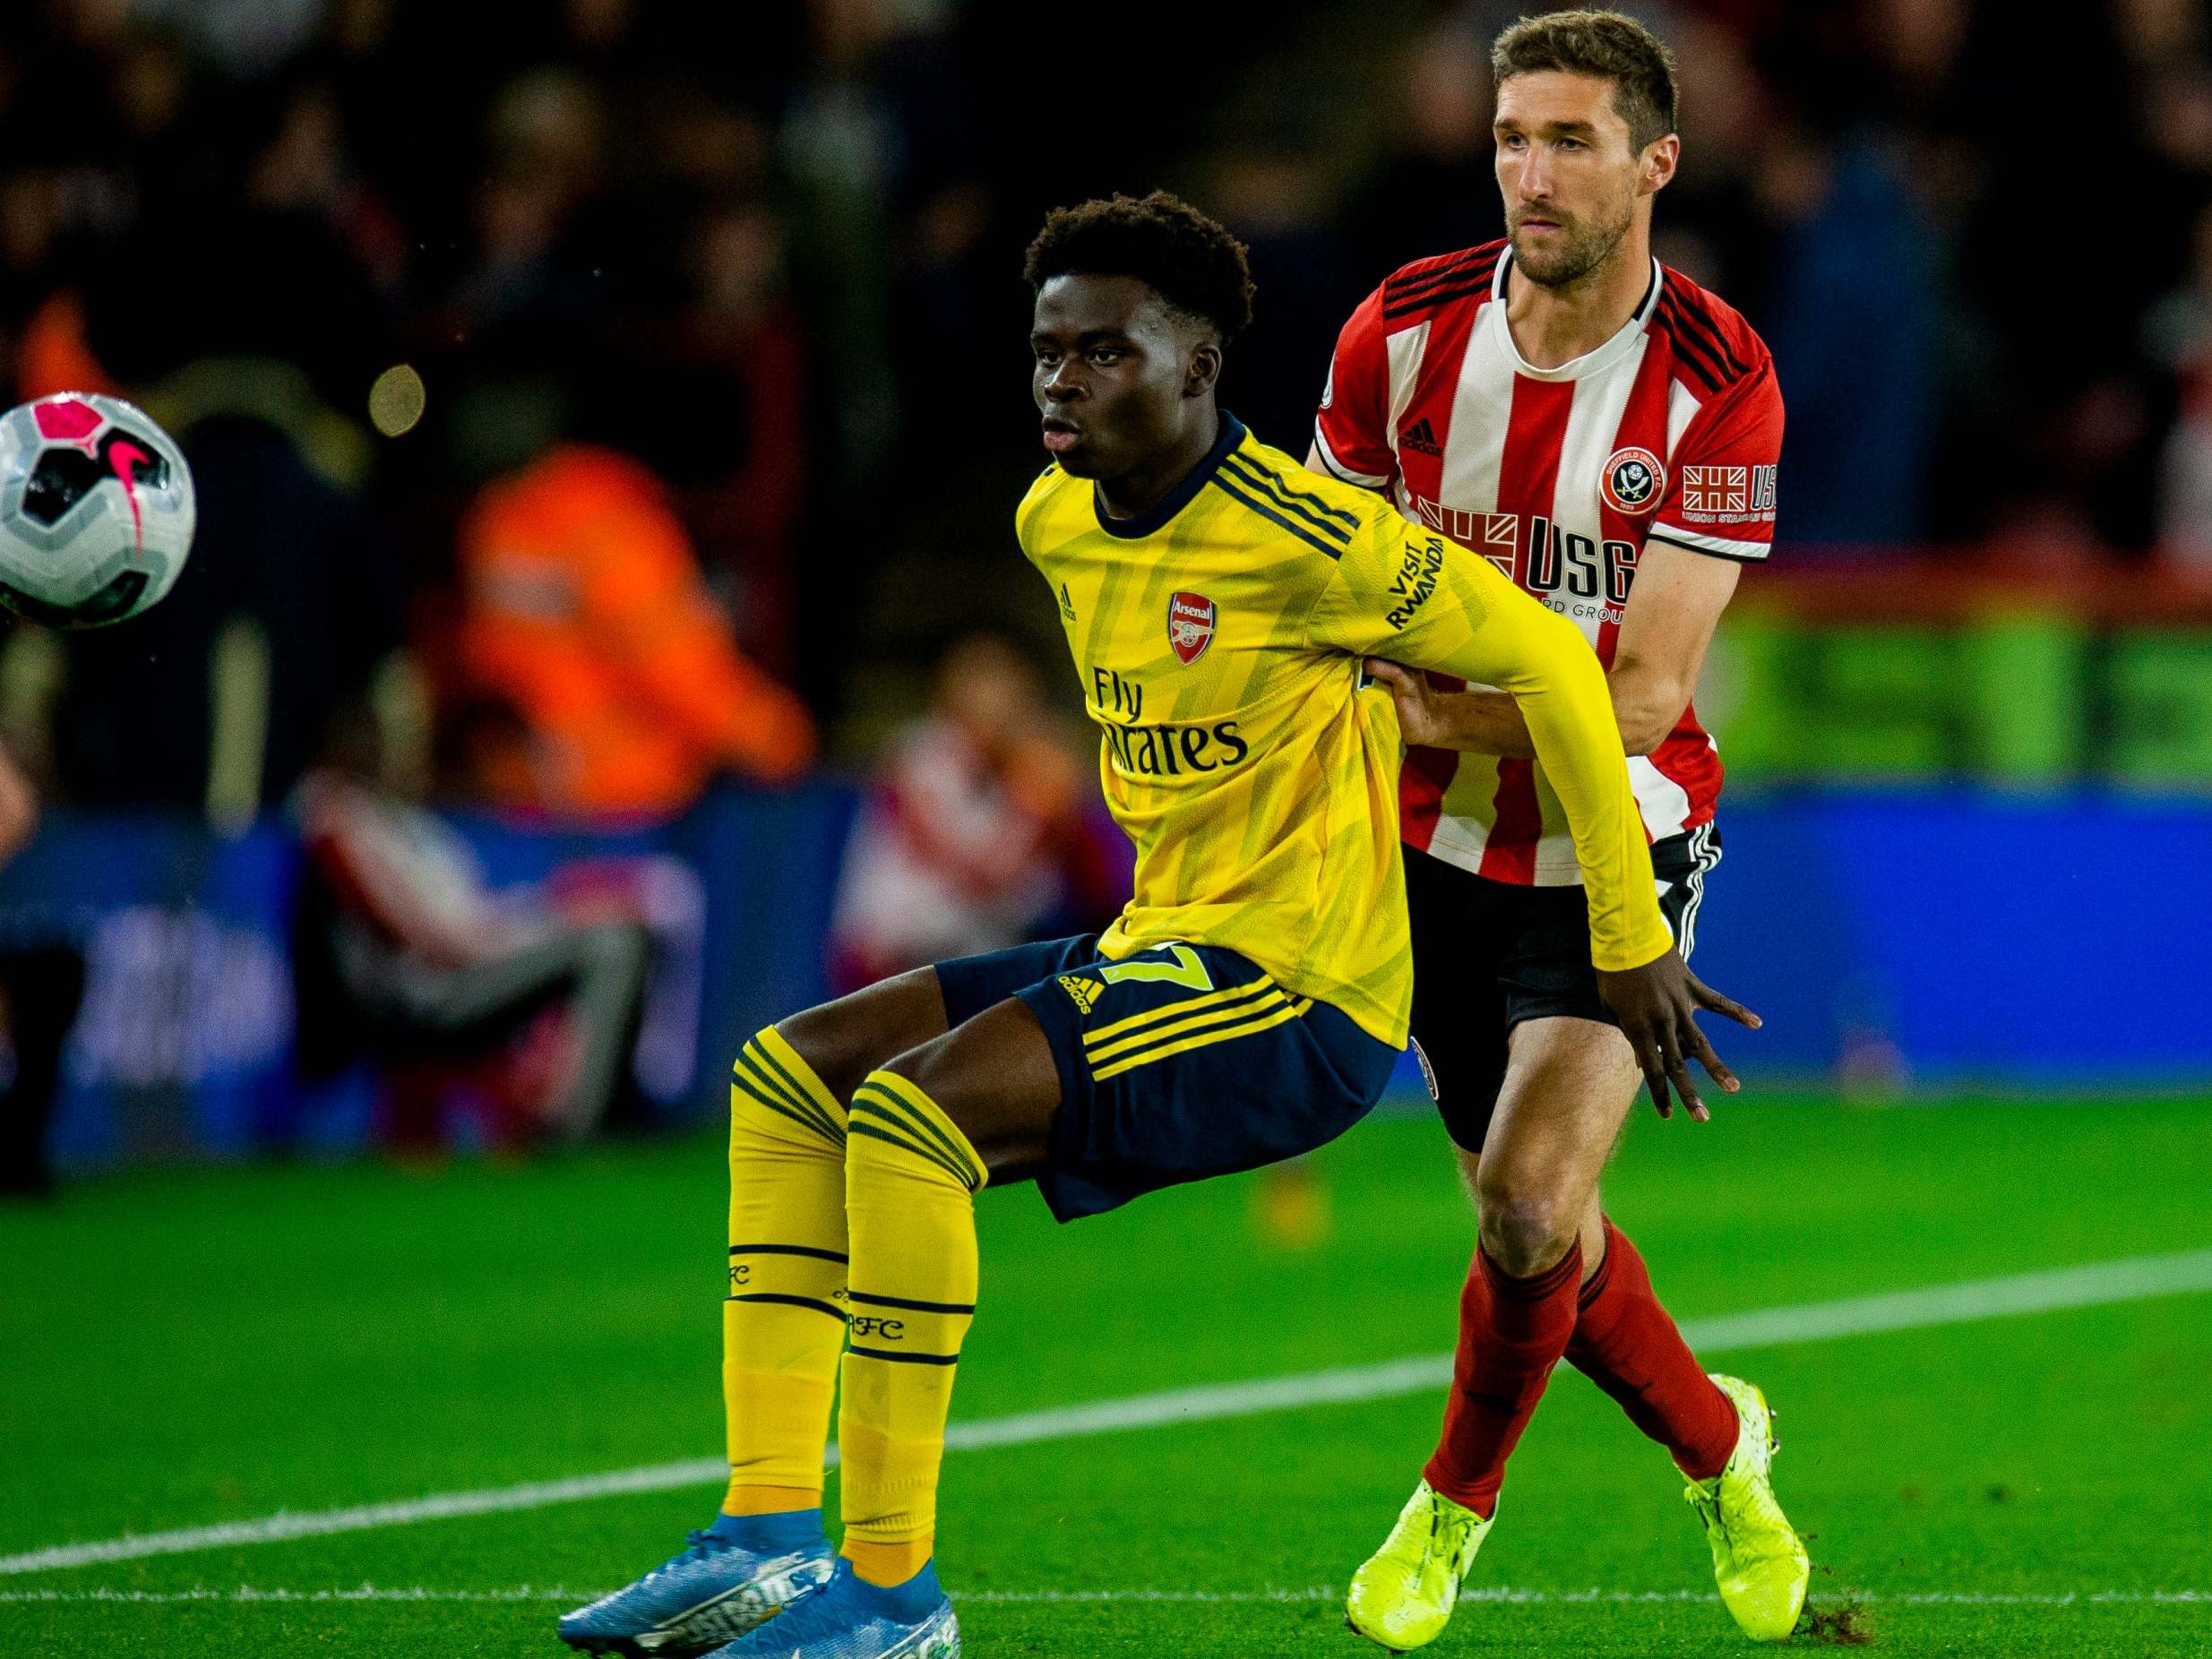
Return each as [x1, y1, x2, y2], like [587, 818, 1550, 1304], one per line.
[839, 1070, 986, 1586]
[1565, 1218, 1737, 1481]
[723, 1027, 852, 1512]
[1423, 1242, 1583, 1517]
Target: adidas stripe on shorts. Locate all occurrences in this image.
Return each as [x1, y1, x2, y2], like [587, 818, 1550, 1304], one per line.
[933, 935, 1398, 1221]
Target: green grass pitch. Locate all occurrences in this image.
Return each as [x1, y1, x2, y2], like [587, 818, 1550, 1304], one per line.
[4, 1091, 2209, 1657]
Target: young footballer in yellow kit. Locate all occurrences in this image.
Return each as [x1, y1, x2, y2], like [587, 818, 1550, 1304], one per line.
[561, 191, 1743, 1659]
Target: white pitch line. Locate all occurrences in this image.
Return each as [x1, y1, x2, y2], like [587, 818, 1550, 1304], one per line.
[6, 1246, 2211, 1577]
[0, 1459, 733, 1577]
[3, 1585, 2209, 1608]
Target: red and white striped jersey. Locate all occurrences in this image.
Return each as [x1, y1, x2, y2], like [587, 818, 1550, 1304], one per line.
[1313, 239, 1783, 887]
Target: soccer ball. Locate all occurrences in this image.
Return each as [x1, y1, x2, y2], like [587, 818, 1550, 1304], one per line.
[0, 392, 195, 628]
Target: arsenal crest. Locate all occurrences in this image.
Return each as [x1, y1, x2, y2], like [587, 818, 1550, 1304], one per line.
[1601, 446, 1665, 515]
[1166, 591, 1216, 665]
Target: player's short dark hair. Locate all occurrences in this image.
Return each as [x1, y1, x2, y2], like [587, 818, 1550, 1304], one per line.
[1492, 9, 1679, 152]
[1022, 191, 1256, 343]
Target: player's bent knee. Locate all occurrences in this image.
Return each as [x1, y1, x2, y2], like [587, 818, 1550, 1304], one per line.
[873, 1032, 997, 1153]
[1474, 1171, 1581, 1277]
[730, 1026, 848, 1159]
[874, 999, 1060, 1178]
[877, 1027, 958, 1097]
[850, 1062, 988, 1195]
[1480, 1203, 1580, 1276]
[774, 967, 948, 1106]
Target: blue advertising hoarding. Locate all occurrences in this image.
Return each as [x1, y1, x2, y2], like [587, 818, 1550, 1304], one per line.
[3, 786, 2203, 1172]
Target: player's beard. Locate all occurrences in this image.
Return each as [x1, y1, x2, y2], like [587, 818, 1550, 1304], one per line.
[1511, 199, 1634, 290]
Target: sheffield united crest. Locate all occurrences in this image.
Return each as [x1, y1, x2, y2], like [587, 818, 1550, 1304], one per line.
[1166, 591, 1216, 665]
[1601, 446, 1665, 515]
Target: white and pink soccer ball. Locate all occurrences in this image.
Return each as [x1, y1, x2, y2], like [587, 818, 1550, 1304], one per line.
[0, 392, 195, 628]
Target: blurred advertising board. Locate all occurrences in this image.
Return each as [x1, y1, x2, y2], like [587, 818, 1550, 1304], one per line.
[1, 786, 855, 1172]
[4, 699, 2206, 1173]
[1708, 565, 2212, 789]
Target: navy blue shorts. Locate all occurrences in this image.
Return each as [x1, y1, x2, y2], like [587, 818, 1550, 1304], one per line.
[934, 935, 1399, 1223]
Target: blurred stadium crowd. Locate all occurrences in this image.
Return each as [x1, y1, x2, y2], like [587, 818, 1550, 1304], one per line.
[6, 0, 2212, 810]
[2, 0, 2210, 1179]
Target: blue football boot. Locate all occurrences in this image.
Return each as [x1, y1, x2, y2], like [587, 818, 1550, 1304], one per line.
[701, 1558, 959, 1658]
[559, 1516, 836, 1656]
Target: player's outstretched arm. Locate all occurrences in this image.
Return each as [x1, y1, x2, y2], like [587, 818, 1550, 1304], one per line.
[1312, 523, 1756, 1116]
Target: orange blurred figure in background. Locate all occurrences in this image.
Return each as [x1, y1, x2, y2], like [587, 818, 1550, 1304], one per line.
[455, 443, 815, 817]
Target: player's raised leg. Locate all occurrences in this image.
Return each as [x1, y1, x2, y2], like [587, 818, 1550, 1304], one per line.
[705, 995, 1056, 1659]
[728, 969, 958, 1528]
[560, 972, 951, 1657]
[705, 930, 1397, 1659]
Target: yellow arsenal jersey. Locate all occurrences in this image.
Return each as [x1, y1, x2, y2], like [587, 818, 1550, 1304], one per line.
[1016, 414, 1670, 1046]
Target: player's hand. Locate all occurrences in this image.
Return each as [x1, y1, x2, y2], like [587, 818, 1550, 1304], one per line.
[1595, 947, 1760, 1122]
[1364, 658, 1456, 747]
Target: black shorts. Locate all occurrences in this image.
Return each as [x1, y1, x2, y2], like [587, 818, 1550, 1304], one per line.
[934, 935, 1399, 1224]
[1407, 825, 1720, 1156]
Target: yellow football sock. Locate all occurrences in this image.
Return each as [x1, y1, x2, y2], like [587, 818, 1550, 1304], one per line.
[723, 1027, 851, 1513]
[839, 1069, 986, 1585]
[722, 1483, 822, 1517]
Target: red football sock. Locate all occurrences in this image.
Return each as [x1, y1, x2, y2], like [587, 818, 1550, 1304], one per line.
[1564, 1218, 1738, 1482]
[1423, 1241, 1583, 1518]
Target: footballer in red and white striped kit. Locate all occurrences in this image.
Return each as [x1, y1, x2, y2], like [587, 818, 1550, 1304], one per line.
[1318, 13, 1811, 1648]
[1316, 230, 1777, 882]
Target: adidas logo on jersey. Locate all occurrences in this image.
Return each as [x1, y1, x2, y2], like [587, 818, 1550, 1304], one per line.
[1399, 417, 1442, 457]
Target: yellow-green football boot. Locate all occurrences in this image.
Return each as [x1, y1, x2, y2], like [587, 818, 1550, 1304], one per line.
[1683, 1374, 1809, 1640]
[1344, 1479, 1493, 1651]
